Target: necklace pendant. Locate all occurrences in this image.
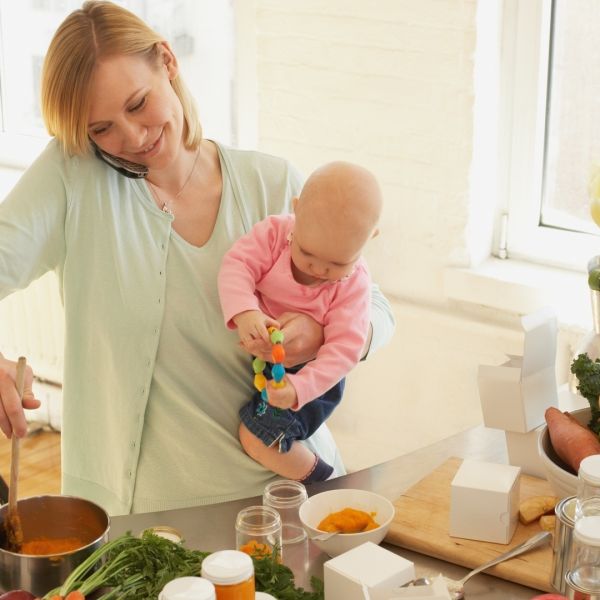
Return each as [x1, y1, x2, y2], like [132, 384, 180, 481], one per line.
[162, 202, 173, 216]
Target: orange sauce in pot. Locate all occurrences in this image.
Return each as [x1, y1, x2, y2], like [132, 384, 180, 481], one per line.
[317, 507, 379, 533]
[19, 536, 84, 555]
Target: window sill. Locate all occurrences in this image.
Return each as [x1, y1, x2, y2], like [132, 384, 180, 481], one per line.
[444, 258, 591, 331]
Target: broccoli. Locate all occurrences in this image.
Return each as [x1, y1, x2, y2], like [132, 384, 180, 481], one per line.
[570, 353, 600, 436]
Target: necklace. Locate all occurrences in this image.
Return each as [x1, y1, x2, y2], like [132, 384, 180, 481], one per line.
[148, 146, 201, 217]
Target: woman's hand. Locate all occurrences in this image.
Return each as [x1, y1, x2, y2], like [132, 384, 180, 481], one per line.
[239, 311, 324, 367]
[0, 354, 39, 438]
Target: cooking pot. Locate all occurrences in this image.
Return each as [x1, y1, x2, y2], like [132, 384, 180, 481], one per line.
[0, 495, 110, 597]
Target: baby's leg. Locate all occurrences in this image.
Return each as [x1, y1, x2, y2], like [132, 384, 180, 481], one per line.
[239, 422, 332, 481]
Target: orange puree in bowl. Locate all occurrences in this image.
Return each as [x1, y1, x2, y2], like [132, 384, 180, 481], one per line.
[19, 536, 84, 555]
[317, 507, 379, 533]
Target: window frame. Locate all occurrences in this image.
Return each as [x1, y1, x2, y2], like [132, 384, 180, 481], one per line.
[502, 0, 600, 272]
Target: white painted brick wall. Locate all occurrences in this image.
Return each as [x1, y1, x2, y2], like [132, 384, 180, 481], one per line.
[255, 0, 477, 303]
[252, 1, 547, 470]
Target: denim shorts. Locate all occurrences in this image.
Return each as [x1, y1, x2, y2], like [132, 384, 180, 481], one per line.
[239, 363, 345, 453]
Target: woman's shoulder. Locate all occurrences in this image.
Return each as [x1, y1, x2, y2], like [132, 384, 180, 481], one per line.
[33, 138, 102, 180]
[215, 141, 304, 190]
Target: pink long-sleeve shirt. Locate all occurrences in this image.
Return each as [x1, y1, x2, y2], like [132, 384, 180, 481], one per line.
[218, 214, 371, 410]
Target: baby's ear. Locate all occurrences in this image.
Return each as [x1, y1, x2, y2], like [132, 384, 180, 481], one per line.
[371, 227, 380, 239]
[292, 197, 299, 213]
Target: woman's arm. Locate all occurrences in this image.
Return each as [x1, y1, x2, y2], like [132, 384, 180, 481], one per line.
[363, 282, 396, 359]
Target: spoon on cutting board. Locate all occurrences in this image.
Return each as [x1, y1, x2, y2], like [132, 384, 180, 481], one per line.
[4, 357, 27, 552]
[408, 530, 551, 599]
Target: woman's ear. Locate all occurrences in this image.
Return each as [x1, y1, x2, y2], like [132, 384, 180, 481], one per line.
[158, 41, 178, 80]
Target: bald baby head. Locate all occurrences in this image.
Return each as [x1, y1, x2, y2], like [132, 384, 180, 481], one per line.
[294, 161, 382, 252]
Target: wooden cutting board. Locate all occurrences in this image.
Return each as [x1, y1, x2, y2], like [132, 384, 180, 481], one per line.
[384, 457, 555, 593]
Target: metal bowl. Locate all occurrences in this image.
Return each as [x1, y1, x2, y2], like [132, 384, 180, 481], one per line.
[0, 495, 110, 597]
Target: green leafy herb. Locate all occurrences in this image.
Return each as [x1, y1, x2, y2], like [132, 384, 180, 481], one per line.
[43, 531, 210, 600]
[253, 547, 324, 600]
[42, 532, 325, 600]
[570, 353, 600, 435]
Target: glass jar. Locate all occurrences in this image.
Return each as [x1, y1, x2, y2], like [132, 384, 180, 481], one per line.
[263, 480, 307, 544]
[576, 455, 600, 520]
[235, 505, 282, 560]
[565, 515, 600, 594]
[200, 550, 255, 600]
[159, 576, 216, 600]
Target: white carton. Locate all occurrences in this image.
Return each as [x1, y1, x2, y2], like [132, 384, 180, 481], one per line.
[478, 307, 558, 434]
[504, 427, 546, 479]
[324, 541, 415, 600]
[449, 459, 521, 544]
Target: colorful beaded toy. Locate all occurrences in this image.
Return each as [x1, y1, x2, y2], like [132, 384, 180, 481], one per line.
[252, 326, 286, 416]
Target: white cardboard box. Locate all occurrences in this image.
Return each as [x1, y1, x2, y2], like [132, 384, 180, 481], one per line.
[324, 541, 415, 600]
[478, 308, 558, 433]
[449, 459, 521, 544]
[504, 427, 546, 479]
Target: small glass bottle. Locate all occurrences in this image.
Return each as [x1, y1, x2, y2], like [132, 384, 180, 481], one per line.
[159, 576, 216, 600]
[201, 550, 255, 600]
[575, 454, 600, 520]
[565, 515, 600, 594]
[263, 480, 307, 544]
[235, 505, 282, 559]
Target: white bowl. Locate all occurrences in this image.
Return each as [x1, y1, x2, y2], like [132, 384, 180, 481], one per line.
[538, 406, 589, 498]
[298, 488, 394, 557]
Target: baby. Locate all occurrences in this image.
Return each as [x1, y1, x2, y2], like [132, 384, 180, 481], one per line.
[218, 161, 382, 482]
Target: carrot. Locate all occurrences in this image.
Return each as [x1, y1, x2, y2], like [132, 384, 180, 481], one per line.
[545, 407, 600, 472]
[65, 592, 84, 600]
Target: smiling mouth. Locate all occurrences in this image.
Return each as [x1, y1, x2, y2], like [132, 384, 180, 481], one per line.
[137, 131, 162, 155]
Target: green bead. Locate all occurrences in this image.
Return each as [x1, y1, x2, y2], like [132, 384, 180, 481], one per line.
[270, 329, 284, 344]
[252, 357, 266, 373]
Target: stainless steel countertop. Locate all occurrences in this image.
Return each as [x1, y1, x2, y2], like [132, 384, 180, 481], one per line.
[110, 425, 548, 599]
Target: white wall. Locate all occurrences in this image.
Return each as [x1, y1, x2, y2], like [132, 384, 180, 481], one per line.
[251, 0, 584, 471]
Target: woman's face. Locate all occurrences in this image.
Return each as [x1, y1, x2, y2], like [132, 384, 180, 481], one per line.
[87, 46, 184, 171]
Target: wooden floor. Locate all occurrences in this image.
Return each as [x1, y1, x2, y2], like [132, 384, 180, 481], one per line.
[0, 428, 61, 499]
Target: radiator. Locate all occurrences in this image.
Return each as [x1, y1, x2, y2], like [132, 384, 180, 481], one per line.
[0, 272, 64, 430]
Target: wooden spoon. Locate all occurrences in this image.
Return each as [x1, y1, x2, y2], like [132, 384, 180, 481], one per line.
[5, 357, 27, 552]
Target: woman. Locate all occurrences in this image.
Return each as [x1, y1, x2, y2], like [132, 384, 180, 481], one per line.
[0, 1, 395, 515]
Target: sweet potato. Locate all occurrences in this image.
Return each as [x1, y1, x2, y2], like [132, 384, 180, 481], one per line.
[545, 407, 600, 472]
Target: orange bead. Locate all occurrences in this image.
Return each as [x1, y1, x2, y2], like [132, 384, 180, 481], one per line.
[271, 344, 286, 363]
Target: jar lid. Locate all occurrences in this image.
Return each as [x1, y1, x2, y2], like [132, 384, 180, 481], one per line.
[574, 515, 600, 545]
[255, 593, 278, 600]
[579, 455, 600, 485]
[201, 550, 254, 584]
[141, 525, 183, 544]
[263, 480, 307, 509]
[158, 576, 215, 600]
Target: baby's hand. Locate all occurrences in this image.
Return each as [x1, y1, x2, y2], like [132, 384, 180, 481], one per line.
[267, 378, 298, 410]
[233, 310, 279, 345]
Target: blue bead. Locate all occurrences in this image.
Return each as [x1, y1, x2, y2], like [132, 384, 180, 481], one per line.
[261, 388, 269, 401]
[272, 363, 285, 382]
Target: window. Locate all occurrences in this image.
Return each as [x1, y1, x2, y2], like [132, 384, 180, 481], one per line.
[501, 0, 600, 271]
[0, 0, 235, 169]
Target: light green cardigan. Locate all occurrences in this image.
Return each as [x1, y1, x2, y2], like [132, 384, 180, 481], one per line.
[0, 139, 395, 515]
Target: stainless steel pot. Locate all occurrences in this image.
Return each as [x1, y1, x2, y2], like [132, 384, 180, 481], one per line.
[0, 495, 110, 597]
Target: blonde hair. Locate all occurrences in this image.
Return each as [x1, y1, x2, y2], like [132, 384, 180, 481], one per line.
[41, 0, 201, 156]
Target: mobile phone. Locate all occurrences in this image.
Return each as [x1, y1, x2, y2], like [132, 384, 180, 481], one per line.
[92, 142, 148, 179]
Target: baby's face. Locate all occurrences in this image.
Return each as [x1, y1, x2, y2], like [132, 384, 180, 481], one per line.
[290, 222, 361, 283]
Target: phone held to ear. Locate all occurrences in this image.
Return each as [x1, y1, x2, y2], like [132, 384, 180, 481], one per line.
[92, 142, 148, 179]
